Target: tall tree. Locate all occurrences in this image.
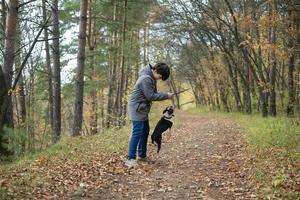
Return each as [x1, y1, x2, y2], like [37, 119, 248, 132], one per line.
[87, 0, 98, 134]
[268, 0, 277, 116]
[105, 0, 117, 128]
[286, 0, 296, 117]
[51, 0, 61, 143]
[0, 0, 6, 50]
[0, 67, 8, 155]
[143, 21, 149, 65]
[116, 0, 128, 126]
[72, 0, 88, 136]
[241, 0, 252, 114]
[1, 0, 18, 156]
[14, 28, 26, 154]
[42, 0, 53, 132]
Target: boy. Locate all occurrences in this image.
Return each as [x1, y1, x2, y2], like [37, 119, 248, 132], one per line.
[125, 63, 174, 167]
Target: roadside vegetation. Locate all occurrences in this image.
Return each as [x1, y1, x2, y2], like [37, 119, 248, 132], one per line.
[188, 107, 300, 199]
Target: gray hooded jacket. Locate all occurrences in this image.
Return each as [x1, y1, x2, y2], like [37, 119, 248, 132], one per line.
[128, 64, 169, 121]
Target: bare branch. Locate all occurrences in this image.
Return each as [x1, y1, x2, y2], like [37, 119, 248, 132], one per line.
[12, 16, 51, 90]
[18, 0, 36, 8]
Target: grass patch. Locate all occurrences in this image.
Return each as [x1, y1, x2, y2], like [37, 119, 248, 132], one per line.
[239, 116, 300, 152]
[1, 126, 131, 167]
[0, 125, 131, 199]
[187, 107, 300, 199]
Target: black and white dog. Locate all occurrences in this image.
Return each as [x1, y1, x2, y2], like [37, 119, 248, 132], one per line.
[151, 106, 174, 153]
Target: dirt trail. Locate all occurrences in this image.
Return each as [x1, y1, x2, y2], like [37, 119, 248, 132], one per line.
[76, 111, 256, 200]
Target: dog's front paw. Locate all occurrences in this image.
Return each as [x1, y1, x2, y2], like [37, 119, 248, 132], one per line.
[152, 139, 159, 147]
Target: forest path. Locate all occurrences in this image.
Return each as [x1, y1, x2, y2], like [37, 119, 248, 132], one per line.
[71, 110, 257, 200]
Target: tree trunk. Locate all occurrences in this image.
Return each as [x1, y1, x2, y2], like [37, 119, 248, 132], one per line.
[1, 0, 18, 156]
[242, 47, 252, 114]
[14, 37, 26, 154]
[268, 0, 277, 117]
[169, 72, 180, 109]
[122, 65, 129, 126]
[117, 0, 127, 126]
[42, 0, 53, 133]
[16, 75, 26, 153]
[89, 54, 98, 134]
[105, 42, 114, 128]
[1, 0, 6, 49]
[241, 3, 252, 114]
[105, 0, 117, 129]
[72, 0, 88, 136]
[143, 21, 149, 65]
[251, 5, 269, 117]
[279, 61, 285, 109]
[286, 2, 295, 117]
[224, 57, 243, 111]
[0, 67, 9, 155]
[87, 0, 98, 134]
[27, 65, 35, 150]
[3, 0, 18, 126]
[100, 88, 105, 131]
[133, 30, 140, 82]
[220, 88, 229, 112]
[52, 0, 61, 142]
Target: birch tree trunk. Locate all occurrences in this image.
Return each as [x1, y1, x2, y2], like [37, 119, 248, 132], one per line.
[87, 0, 98, 134]
[72, 0, 88, 136]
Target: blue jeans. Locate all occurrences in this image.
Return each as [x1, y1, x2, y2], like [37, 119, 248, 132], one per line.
[128, 120, 150, 160]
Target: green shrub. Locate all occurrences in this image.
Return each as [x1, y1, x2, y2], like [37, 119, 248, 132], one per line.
[2, 127, 27, 157]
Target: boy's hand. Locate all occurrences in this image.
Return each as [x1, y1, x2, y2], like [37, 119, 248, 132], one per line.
[167, 92, 175, 99]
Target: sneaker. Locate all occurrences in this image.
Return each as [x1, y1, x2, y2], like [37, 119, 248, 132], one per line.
[137, 157, 148, 162]
[125, 159, 138, 168]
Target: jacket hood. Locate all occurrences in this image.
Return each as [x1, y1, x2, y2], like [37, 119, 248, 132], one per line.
[139, 64, 154, 79]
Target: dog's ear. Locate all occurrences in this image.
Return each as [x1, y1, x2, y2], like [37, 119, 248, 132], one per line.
[163, 108, 167, 114]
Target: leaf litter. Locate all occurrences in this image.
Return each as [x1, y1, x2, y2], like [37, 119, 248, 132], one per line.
[1, 111, 269, 199]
